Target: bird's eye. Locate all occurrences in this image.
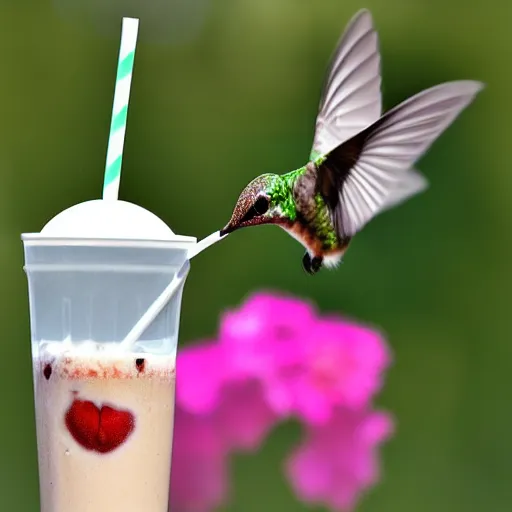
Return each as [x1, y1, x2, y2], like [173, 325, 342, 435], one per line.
[239, 196, 270, 224]
[254, 196, 269, 215]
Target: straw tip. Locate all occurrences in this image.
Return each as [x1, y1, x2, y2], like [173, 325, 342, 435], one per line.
[123, 17, 140, 25]
[122, 17, 140, 40]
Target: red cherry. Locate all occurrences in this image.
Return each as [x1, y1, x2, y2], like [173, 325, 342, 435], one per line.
[65, 398, 135, 454]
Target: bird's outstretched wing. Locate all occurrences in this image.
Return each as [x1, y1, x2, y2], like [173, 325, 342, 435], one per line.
[317, 80, 484, 239]
[310, 9, 382, 160]
[378, 168, 429, 213]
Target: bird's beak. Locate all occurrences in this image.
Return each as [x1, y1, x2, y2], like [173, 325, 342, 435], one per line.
[221, 214, 270, 237]
[219, 224, 233, 237]
[220, 216, 240, 237]
[220, 216, 246, 236]
[220, 193, 255, 236]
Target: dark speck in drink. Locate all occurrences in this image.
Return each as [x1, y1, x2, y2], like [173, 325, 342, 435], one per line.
[44, 364, 52, 380]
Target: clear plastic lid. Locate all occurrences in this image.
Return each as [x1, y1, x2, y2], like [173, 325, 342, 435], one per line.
[21, 199, 197, 247]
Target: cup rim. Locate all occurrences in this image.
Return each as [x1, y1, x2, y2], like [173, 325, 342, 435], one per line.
[21, 233, 197, 249]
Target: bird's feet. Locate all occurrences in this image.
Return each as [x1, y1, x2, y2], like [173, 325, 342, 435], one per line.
[302, 252, 323, 275]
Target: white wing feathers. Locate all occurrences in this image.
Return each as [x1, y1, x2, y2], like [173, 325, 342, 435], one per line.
[335, 80, 484, 238]
[311, 9, 382, 158]
[378, 168, 429, 213]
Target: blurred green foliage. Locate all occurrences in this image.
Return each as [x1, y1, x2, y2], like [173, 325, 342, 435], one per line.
[0, 0, 510, 511]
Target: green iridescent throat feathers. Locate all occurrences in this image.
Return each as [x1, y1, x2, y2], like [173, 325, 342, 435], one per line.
[256, 163, 339, 252]
[220, 9, 484, 275]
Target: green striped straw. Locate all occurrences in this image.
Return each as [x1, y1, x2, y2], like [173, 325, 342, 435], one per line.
[103, 17, 139, 201]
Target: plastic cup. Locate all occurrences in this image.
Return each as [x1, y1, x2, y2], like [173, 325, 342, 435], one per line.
[22, 200, 196, 512]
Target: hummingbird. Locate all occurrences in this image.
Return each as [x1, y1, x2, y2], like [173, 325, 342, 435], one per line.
[220, 9, 484, 275]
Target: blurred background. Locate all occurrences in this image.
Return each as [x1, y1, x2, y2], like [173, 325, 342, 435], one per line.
[1, 0, 510, 511]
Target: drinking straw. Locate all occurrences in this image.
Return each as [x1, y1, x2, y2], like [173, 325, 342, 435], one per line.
[101, 19, 228, 349]
[103, 17, 139, 201]
[120, 260, 191, 350]
[119, 232, 226, 350]
[187, 230, 227, 259]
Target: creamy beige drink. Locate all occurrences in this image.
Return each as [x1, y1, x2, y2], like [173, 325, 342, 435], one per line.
[34, 341, 176, 512]
[23, 200, 197, 511]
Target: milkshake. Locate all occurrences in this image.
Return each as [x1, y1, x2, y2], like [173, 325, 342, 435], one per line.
[34, 341, 176, 512]
[22, 200, 197, 512]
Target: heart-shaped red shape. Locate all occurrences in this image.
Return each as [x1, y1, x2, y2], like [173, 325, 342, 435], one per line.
[65, 398, 135, 454]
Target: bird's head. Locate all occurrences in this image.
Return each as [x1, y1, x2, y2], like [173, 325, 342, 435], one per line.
[220, 174, 284, 236]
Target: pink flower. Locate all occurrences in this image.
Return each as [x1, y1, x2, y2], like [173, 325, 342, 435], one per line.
[176, 341, 227, 414]
[266, 317, 391, 424]
[285, 408, 394, 511]
[171, 380, 277, 511]
[175, 339, 280, 450]
[213, 378, 278, 452]
[219, 291, 317, 380]
[171, 290, 394, 512]
[170, 408, 230, 512]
